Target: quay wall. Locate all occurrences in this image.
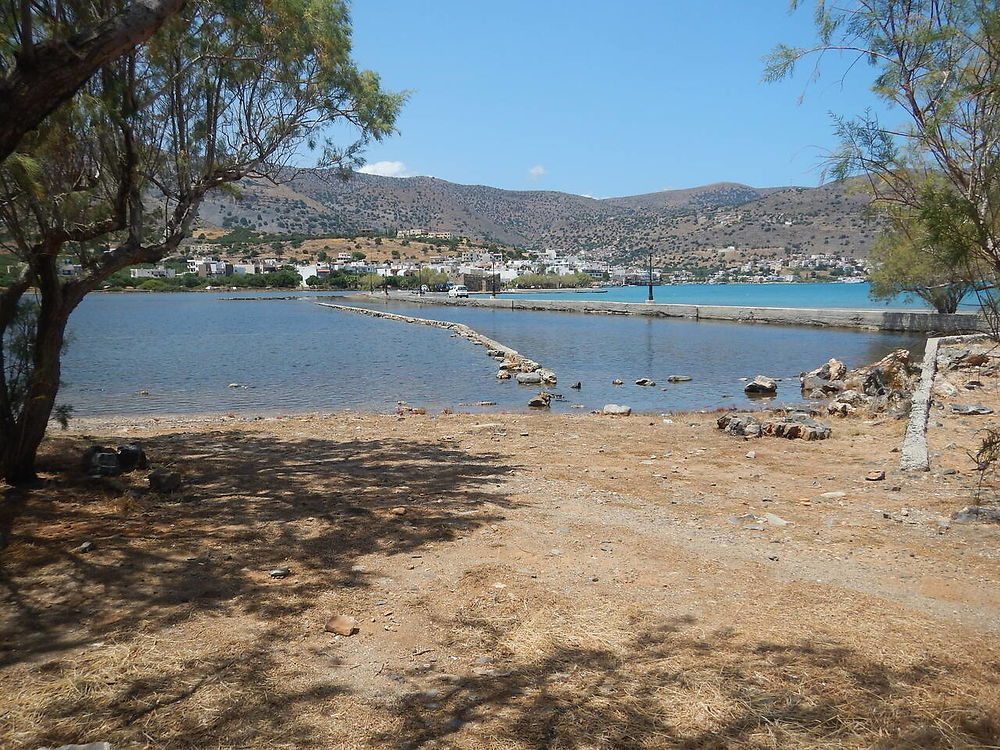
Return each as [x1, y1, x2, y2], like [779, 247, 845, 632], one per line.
[343, 293, 981, 334]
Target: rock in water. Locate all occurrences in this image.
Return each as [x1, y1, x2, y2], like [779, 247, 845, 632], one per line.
[570, 382, 582, 389]
[635, 378, 656, 387]
[537, 368, 557, 384]
[515, 371, 543, 385]
[528, 392, 552, 408]
[666, 375, 692, 382]
[325, 614, 359, 636]
[744, 376, 777, 396]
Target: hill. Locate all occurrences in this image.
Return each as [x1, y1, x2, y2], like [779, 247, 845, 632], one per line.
[195, 172, 880, 261]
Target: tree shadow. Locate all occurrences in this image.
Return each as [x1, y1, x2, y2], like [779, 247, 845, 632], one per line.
[371, 613, 1000, 750]
[0, 429, 513, 670]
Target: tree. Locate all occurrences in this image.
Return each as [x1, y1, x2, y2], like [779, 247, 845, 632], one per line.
[765, 1, 1000, 295]
[0, 0, 189, 160]
[868, 211, 978, 313]
[0, 0, 402, 482]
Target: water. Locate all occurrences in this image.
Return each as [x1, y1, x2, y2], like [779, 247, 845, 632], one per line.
[61, 289, 927, 417]
[507, 282, 981, 310]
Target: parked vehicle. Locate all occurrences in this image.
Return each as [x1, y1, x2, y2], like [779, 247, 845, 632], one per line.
[448, 285, 469, 298]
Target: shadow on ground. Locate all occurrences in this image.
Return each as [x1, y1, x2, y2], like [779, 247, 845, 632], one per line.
[0, 429, 512, 666]
[373, 613, 1000, 750]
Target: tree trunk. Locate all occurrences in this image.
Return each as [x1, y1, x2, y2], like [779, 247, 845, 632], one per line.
[0, 291, 71, 484]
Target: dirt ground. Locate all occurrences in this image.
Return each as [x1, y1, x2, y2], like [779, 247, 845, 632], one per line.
[2, 375, 1000, 748]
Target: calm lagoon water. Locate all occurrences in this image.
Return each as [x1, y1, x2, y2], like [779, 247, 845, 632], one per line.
[509, 282, 980, 310]
[62, 287, 927, 417]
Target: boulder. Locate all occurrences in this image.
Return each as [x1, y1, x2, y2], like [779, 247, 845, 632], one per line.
[666, 375, 692, 382]
[744, 376, 777, 397]
[602, 404, 632, 416]
[933, 379, 959, 398]
[148, 469, 181, 493]
[496, 369, 512, 380]
[116, 444, 148, 472]
[951, 404, 994, 415]
[515, 371, 543, 385]
[635, 378, 656, 387]
[760, 412, 832, 441]
[800, 375, 844, 397]
[528, 392, 552, 408]
[81, 445, 121, 476]
[863, 368, 888, 397]
[325, 614, 359, 636]
[612, 379, 623, 386]
[716, 413, 762, 437]
[951, 505, 1000, 523]
[537, 368, 557, 384]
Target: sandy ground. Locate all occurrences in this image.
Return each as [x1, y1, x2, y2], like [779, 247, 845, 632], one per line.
[1, 379, 999, 748]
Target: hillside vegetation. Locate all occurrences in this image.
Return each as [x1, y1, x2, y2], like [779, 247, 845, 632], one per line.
[195, 173, 880, 261]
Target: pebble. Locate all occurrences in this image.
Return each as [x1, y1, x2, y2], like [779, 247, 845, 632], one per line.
[269, 567, 290, 578]
[74, 541, 96, 553]
[745, 450, 756, 459]
[325, 614, 358, 636]
[865, 470, 886, 481]
[389, 507, 407, 516]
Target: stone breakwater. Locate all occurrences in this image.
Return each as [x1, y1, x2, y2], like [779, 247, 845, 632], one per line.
[314, 301, 546, 375]
[357, 293, 981, 334]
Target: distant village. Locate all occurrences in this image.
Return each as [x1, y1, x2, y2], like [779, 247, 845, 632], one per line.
[55, 228, 871, 290]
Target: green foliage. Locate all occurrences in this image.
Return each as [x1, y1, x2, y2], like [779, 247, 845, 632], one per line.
[512, 272, 594, 288]
[766, 0, 1000, 292]
[53, 404, 74, 430]
[0, 0, 402, 480]
[868, 227, 974, 314]
[351, 250, 367, 261]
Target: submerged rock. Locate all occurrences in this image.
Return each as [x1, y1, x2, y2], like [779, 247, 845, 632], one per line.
[744, 376, 777, 397]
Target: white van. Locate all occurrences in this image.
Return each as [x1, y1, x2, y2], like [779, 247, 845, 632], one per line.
[448, 285, 469, 298]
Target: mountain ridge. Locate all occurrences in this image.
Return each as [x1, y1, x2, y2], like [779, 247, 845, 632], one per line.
[197, 172, 879, 260]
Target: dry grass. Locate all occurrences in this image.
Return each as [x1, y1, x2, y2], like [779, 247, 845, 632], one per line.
[1, 410, 999, 749]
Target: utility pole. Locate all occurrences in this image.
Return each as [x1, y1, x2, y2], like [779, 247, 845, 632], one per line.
[491, 255, 497, 298]
[647, 252, 654, 303]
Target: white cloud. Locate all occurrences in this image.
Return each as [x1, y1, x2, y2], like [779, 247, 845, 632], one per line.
[358, 160, 412, 177]
[528, 164, 547, 180]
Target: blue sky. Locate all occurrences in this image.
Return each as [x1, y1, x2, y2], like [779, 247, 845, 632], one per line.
[343, 1, 890, 198]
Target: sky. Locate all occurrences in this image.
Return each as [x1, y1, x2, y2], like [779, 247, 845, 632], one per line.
[341, 0, 894, 198]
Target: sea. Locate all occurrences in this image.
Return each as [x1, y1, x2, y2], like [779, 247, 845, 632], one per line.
[61, 284, 933, 417]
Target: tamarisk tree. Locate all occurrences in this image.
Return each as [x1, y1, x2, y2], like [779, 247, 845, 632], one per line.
[0, 0, 190, 161]
[0, 0, 401, 482]
[766, 0, 1000, 311]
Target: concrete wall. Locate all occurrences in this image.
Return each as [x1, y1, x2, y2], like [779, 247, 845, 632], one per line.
[346, 293, 982, 334]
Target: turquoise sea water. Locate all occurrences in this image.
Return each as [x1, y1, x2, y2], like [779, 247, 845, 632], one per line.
[61, 287, 928, 417]
[506, 282, 974, 310]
